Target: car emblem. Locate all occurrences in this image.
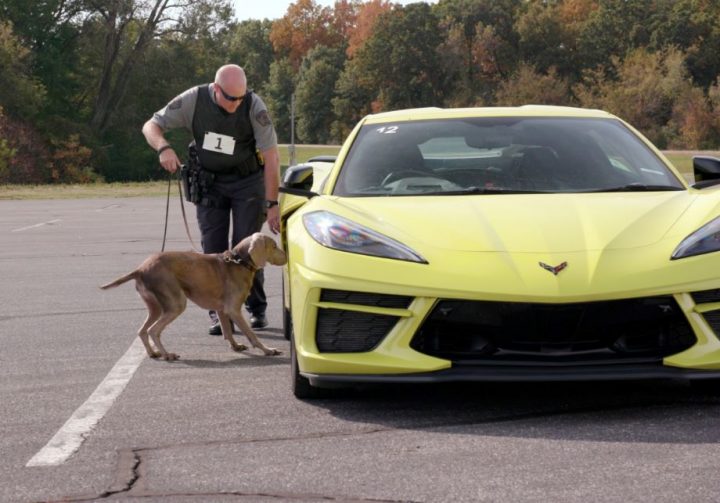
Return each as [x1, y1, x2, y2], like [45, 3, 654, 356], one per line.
[539, 261, 568, 276]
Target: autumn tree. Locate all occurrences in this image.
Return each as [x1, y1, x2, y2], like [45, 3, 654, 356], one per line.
[574, 47, 692, 146]
[229, 20, 275, 92]
[295, 46, 345, 144]
[649, 0, 720, 88]
[352, 3, 444, 111]
[269, 0, 343, 69]
[495, 64, 572, 106]
[435, 0, 520, 106]
[331, 59, 375, 140]
[346, 0, 391, 57]
[80, 0, 233, 134]
[264, 58, 296, 142]
[0, 21, 46, 118]
[576, 0, 656, 74]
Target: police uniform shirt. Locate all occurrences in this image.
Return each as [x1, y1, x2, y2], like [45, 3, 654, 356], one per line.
[150, 84, 278, 153]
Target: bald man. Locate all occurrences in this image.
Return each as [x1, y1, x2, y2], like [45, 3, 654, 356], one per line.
[142, 64, 280, 333]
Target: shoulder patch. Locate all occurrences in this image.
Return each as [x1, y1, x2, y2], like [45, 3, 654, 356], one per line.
[168, 98, 182, 110]
[255, 110, 272, 127]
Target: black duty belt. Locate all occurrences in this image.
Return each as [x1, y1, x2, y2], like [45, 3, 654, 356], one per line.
[207, 155, 260, 177]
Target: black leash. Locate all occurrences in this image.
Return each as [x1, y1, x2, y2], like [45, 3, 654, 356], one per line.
[161, 172, 172, 252]
[160, 169, 201, 253]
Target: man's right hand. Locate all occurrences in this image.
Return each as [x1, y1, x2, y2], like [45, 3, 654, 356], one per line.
[159, 148, 181, 173]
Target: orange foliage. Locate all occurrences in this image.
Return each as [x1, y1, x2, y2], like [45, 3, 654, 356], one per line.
[332, 0, 359, 42]
[557, 0, 598, 25]
[270, 0, 343, 68]
[346, 0, 391, 58]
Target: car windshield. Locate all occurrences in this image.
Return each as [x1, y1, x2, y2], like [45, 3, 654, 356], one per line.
[332, 117, 685, 196]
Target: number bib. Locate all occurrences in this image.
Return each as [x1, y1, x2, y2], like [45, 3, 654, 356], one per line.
[203, 131, 236, 155]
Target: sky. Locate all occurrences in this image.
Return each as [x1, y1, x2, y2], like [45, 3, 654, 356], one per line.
[232, 0, 434, 21]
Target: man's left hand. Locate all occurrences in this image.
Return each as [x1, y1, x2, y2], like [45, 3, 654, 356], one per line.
[267, 205, 280, 234]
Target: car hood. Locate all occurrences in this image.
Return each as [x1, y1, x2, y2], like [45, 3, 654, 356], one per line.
[332, 192, 697, 253]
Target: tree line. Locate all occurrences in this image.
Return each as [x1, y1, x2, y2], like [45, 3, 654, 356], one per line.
[1, 0, 720, 183]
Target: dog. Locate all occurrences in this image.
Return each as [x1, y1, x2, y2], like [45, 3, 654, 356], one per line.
[101, 232, 287, 361]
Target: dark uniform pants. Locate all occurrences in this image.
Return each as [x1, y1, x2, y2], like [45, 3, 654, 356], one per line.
[195, 170, 267, 317]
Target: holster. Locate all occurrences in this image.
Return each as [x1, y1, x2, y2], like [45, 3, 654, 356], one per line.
[181, 146, 217, 206]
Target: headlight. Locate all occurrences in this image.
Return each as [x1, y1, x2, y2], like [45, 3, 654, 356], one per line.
[672, 216, 720, 259]
[303, 210, 427, 263]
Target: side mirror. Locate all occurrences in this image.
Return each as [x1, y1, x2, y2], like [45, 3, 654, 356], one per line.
[693, 156, 720, 188]
[281, 164, 319, 198]
[283, 164, 314, 190]
[307, 155, 337, 163]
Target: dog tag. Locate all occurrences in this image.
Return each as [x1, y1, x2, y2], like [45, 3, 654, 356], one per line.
[203, 132, 236, 155]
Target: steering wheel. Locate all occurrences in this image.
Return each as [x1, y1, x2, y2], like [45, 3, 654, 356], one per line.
[381, 169, 435, 185]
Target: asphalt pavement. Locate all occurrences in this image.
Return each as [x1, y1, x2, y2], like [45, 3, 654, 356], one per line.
[2, 197, 720, 502]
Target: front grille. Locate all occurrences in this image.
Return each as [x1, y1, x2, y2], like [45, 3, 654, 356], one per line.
[703, 310, 720, 336]
[411, 296, 696, 363]
[315, 290, 409, 352]
[691, 289, 720, 304]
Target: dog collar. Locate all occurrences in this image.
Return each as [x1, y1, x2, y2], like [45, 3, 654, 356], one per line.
[222, 251, 258, 272]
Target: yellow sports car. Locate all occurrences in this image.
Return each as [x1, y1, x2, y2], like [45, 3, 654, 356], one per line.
[279, 106, 720, 398]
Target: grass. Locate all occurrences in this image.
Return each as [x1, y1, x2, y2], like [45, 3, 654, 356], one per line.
[0, 148, 714, 200]
[0, 145, 342, 200]
[663, 150, 720, 177]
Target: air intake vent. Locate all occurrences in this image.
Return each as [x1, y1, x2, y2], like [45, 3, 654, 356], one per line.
[320, 289, 412, 309]
[316, 309, 398, 352]
[691, 289, 720, 304]
[703, 310, 720, 336]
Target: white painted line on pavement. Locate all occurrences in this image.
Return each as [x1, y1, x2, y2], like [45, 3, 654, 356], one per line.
[26, 338, 146, 467]
[12, 219, 62, 232]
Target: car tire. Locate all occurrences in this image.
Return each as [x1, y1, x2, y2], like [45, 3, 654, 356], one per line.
[283, 307, 292, 341]
[290, 331, 331, 399]
[690, 378, 720, 395]
[282, 279, 291, 340]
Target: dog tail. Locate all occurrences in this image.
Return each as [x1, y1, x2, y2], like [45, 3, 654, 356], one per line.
[100, 270, 138, 290]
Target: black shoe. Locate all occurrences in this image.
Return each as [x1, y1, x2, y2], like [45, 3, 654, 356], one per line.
[250, 314, 268, 329]
[208, 322, 223, 336]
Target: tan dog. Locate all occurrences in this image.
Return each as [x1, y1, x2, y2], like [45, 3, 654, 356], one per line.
[101, 233, 287, 361]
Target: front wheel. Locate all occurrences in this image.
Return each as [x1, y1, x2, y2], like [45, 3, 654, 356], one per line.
[290, 324, 330, 399]
[691, 378, 720, 395]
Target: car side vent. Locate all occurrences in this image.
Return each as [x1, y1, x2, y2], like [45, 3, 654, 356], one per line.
[703, 310, 720, 336]
[316, 309, 398, 352]
[320, 289, 412, 309]
[691, 289, 720, 304]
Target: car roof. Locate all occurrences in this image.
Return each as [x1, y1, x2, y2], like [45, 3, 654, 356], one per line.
[362, 105, 616, 124]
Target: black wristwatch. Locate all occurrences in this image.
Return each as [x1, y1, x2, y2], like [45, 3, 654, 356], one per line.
[265, 200, 279, 208]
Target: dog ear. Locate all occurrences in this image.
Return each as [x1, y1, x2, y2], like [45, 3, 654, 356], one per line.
[248, 233, 267, 268]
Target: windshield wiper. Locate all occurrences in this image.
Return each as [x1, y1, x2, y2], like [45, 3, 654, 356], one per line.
[584, 183, 684, 193]
[421, 186, 547, 195]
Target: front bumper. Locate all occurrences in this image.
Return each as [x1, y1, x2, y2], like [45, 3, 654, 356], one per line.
[304, 363, 720, 387]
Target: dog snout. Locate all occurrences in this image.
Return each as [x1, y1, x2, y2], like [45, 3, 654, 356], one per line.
[271, 248, 287, 266]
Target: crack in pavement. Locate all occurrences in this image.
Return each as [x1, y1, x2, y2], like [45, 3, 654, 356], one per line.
[36, 394, 720, 502]
[0, 307, 146, 322]
[62, 445, 414, 502]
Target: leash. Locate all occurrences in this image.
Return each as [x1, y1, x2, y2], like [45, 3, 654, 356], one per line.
[160, 169, 202, 253]
[161, 172, 172, 252]
[177, 174, 202, 252]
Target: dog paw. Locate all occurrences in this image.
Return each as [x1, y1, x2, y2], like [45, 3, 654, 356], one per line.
[162, 353, 179, 361]
[265, 348, 282, 356]
[232, 344, 248, 353]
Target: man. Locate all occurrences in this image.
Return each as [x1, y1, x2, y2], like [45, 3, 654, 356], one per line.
[142, 64, 280, 334]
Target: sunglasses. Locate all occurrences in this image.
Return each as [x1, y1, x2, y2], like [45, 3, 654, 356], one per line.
[216, 84, 245, 102]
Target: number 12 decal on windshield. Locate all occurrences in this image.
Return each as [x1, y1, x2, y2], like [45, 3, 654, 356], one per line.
[376, 126, 399, 134]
